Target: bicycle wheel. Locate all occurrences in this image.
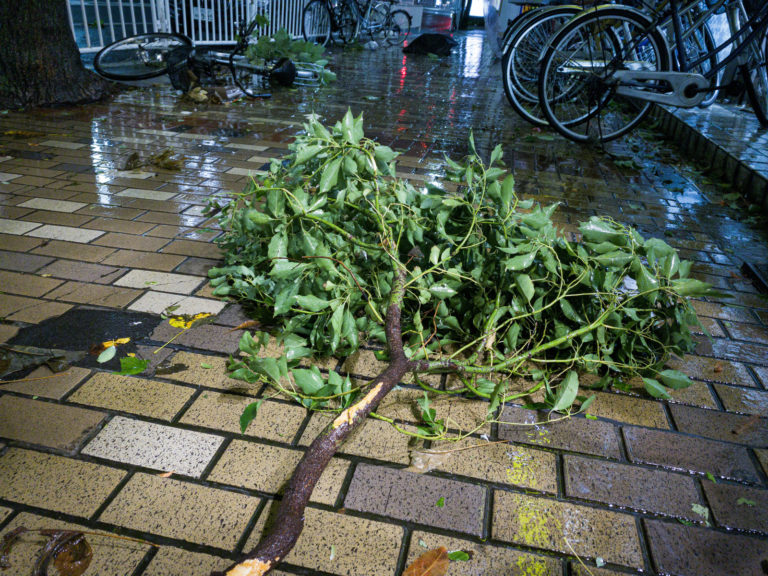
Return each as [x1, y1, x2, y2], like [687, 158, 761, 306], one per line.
[367, 3, 390, 42]
[743, 35, 768, 125]
[539, 6, 671, 143]
[384, 10, 412, 46]
[94, 33, 192, 80]
[228, 53, 273, 98]
[501, 5, 582, 126]
[331, 0, 360, 45]
[303, 0, 333, 46]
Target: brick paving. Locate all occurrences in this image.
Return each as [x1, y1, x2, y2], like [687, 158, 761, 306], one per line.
[1, 30, 768, 576]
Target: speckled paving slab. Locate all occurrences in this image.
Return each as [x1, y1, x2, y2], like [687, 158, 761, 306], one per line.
[83, 416, 224, 477]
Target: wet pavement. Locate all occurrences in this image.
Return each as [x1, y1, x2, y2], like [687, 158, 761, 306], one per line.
[1, 29, 768, 576]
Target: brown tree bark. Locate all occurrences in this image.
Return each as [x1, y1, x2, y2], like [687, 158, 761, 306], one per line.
[0, 0, 112, 108]
[215, 274, 419, 576]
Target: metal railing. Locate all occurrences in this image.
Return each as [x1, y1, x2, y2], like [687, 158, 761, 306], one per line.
[68, 0, 305, 52]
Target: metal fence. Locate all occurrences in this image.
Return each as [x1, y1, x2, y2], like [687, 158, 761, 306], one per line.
[68, 0, 305, 52]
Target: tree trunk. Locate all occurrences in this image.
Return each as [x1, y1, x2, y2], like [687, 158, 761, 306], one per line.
[0, 0, 112, 108]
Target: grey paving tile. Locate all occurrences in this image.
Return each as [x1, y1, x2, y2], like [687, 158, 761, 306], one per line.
[25, 224, 105, 243]
[83, 415, 223, 477]
[114, 269, 203, 294]
[345, 463, 486, 536]
[128, 291, 226, 315]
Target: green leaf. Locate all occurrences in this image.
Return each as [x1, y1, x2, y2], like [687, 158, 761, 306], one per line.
[200, 362, 213, 369]
[429, 283, 457, 299]
[559, 299, 584, 324]
[448, 550, 470, 561]
[579, 217, 627, 245]
[295, 294, 331, 312]
[114, 356, 149, 375]
[643, 378, 671, 399]
[97, 345, 117, 363]
[658, 369, 693, 390]
[594, 251, 633, 268]
[292, 368, 325, 394]
[319, 158, 341, 193]
[240, 400, 263, 433]
[505, 250, 536, 271]
[515, 274, 535, 302]
[737, 497, 756, 506]
[294, 144, 324, 165]
[268, 231, 288, 260]
[706, 472, 717, 483]
[436, 496, 445, 508]
[551, 371, 578, 412]
[671, 278, 711, 297]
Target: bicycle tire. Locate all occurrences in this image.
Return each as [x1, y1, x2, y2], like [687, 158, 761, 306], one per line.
[332, 0, 360, 45]
[367, 3, 390, 42]
[501, 5, 582, 126]
[384, 10, 412, 46]
[743, 34, 768, 126]
[94, 32, 192, 81]
[303, 0, 333, 46]
[228, 52, 273, 99]
[500, 5, 549, 53]
[538, 6, 671, 143]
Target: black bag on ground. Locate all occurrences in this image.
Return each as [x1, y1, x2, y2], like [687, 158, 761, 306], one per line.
[403, 33, 457, 56]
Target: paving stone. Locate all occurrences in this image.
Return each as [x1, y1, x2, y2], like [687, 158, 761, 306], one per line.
[68, 372, 195, 420]
[341, 348, 388, 378]
[571, 565, 631, 576]
[81, 216, 156, 235]
[0, 512, 148, 576]
[149, 320, 239, 353]
[21, 209, 95, 227]
[407, 531, 561, 576]
[0, 293, 73, 323]
[0, 249, 54, 272]
[114, 269, 203, 294]
[493, 491, 643, 568]
[693, 335, 768, 367]
[670, 404, 768, 447]
[1, 365, 90, 399]
[755, 449, 768, 477]
[207, 440, 348, 504]
[180, 393, 305, 442]
[25, 224, 105, 243]
[46, 281, 142, 308]
[0, 217, 41, 235]
[667, 354, 756, 386]
[0, 395, 104, 451]
[644, 519, 768, 576]
[0, 232, 45, 251]
[174, 256, 221, 276]
[93, 231, 171, 253]
[714, 384, 768, 416]
[0, 448, 125, 516]
[498, 407, 622, 458]
[161, 238, 222, 259]
[17, 197, 87, 212]
[31, 239, 117, 262]
[0, 270, 62, 296]
[83, 415, 223, 477]
[564, 455, 701, 519]
[247, 505, 402, 576]
[0, 324, 18, 343]
[41, 140, 87, 149]
[99, 472, 259, 549]
[130, 291, 227, 317]
[584, 391, 669, 428]
[212, 303, 251, 327]
[376, 387, 491, 434]
[117, 188, 178, 201]
[37, 259, 127, 284]
[623, 426, 760, 483]
[102, 249, 186, 271]
[430, 437, 558, 493]
[0, 506, 12, 524]
[724, 320, 768, 346]
[702, 482, 768, 533]
[300, 413, 413, 464]
[143, 547, 232, 576]
[160, 350, 247, 390]
[345, 463, 485, 536]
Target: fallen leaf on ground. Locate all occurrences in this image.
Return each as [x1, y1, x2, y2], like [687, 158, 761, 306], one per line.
[157, 471, 174, 478]
[169, 313, 213, 329]
[228, 320, 261, 332]
[89, 338, 131, 355]
[403, 547, 449, 576]
[0, 345, 84, 380]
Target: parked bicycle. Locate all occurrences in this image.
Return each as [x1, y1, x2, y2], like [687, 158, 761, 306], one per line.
[536, 0, 767, 142]
[94, 18, 322, 98]
[302, 0, 410, 46]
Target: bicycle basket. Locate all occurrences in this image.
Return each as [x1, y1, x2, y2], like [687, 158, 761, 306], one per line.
[166, 45, 194, 91]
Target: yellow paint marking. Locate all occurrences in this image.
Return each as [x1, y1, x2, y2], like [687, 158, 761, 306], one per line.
[226, 558, 273, 576]
[332, 381, 384, 429]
